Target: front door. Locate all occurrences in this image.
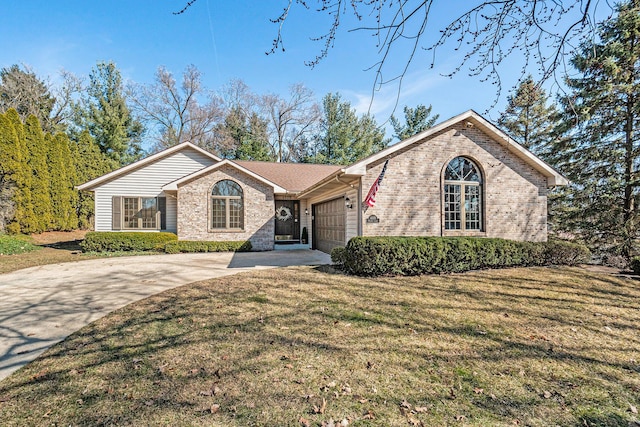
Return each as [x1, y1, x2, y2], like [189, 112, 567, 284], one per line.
[275, 200, 300, 242]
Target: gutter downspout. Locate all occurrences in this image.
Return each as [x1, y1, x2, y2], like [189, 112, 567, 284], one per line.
[357, 177, 363, 236]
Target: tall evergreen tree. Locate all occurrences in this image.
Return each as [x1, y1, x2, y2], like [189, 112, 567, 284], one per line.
[216, 107, 273, 161]
[0, 112, 21, 233]
[24, 115, 53, 232]
[2, 109, 35, 233]
[70, 130, 110, 228]
[498, 76, 560, 156]
[554, 1, 640, 255]
[0, 65, 56, 128]
[48, 132, 78, 230]
[310, 93, 388, 165]
[76, 61, 144, 168]
[390, 104, 439, 141]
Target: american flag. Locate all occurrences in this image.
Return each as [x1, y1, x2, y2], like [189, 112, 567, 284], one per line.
[364, 159, 389, 207]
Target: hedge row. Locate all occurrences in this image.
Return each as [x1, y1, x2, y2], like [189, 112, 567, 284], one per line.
[164, 240, 252, 254]
[80, 232, 252, 254]
[81, 232, 178, 252]
[331, 236, 591, 276]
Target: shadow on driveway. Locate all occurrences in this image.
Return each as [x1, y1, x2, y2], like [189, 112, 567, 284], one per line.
[0, 250, 330, 381]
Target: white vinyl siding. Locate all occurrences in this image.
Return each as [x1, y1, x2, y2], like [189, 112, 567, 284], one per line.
[93, 148, 217, 232]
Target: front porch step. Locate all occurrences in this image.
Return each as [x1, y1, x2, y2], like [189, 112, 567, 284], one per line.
[274, 243, 311, 251]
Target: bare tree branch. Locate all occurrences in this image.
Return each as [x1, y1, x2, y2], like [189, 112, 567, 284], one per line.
[176, 1, 611, 112]
[127, 65, 224, 151]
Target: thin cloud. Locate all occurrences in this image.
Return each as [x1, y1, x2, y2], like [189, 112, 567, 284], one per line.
[344, 69, 449, 119]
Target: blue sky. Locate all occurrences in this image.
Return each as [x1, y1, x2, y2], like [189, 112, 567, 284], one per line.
[0, 1, 578, 136]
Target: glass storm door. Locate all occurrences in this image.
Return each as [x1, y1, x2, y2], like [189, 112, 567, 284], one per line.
[274, 200, 300, 241]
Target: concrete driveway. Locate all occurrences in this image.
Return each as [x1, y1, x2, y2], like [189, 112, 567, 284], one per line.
[0, 250, 330, 381]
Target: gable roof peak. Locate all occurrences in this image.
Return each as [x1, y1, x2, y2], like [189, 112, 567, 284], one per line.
[77, 141, 221, 191]
[343, 109, 567, 187]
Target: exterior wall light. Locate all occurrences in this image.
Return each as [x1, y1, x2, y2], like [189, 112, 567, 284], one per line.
[345, 197, 353, 209]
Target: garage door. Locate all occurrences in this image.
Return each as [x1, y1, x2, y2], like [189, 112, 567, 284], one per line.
[313, 197, 346, 254]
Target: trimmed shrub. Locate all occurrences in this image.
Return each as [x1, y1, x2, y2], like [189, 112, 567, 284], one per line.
[330, 246, 347, 268]
[163, 240, 252, 254]
[336, 236, 591, 277]
[543, 239, 591, 266]
[80, 232, 177, 252]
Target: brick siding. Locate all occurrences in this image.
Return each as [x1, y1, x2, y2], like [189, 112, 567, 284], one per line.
[176, 164, 275, 250]
[362, 125, 549, 242]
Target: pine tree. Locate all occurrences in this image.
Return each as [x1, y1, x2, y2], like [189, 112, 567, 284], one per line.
[0, 65, 56, 128]
[24, 115, 53, 232]
[70, 130, 110, 228]
[390, 104, 439, 141]
[498, 76, 560, 156]
[48, 132, 78, 230]
[310, 93, 388, 165]
[75, 61, 144, 168]
[554, 1, 640, 255]
[217, 107, 273, 161]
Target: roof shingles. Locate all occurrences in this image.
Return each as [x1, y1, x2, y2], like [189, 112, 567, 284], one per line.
[233, 161, 342, 193]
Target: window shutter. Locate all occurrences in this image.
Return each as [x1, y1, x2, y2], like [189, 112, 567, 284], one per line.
[112, 196, 122, 230]
[158, 197, 166, 230]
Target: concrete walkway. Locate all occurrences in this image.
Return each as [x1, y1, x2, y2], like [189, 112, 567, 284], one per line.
[0, 250, 330, 381]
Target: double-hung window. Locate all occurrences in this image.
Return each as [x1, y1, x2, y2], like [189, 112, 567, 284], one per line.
[123, 197, 159, 229]
[211, 180, 244, 230]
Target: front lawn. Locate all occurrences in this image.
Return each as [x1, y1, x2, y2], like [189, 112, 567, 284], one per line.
[0, 234, 39, 256]
[0, 267, 638, 426]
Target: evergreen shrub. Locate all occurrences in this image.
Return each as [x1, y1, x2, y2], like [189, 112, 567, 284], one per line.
[543, 239, 591, 266]
[332, 236, 591, 277]
[80, 232, 177, 252]
[163, 240, 252, 254]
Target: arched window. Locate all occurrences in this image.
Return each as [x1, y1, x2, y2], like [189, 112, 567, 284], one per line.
[211, 180, 244, 230]
[444, 157, 482, 231]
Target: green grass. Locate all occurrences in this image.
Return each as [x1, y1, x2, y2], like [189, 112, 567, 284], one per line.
[0, 234, 40, 255]
[0, 232, 160, 274]
[0, 266, 639, 426]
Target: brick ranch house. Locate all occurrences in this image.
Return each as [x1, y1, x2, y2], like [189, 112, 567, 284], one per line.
[77, 110, 567, 253]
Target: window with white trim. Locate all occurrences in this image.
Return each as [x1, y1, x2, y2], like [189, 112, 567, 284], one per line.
[211, 180, 244, 230]
[444, 157, 482, 231]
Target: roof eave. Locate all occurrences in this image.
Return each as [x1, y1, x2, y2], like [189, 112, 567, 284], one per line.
[162, 159, 287, 194]
[77, 142, 221, 191]
[296, 169, 364, 199]
[343, 109, 568, 187]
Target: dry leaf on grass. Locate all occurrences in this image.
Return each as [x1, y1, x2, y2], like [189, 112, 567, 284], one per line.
[313, 397, 327, 414]
[629, 404, 638, 414]
[362, 410, 375, 419]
